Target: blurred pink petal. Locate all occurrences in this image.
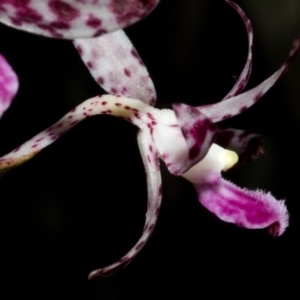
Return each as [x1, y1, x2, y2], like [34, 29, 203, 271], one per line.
[0, 54, 18, 118]
[0, 0, 160, 39]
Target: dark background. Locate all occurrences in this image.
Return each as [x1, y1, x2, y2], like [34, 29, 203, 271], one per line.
[0, 0, 299, 298]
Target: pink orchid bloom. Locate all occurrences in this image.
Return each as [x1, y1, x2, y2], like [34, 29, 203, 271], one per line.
[0, 1, 297, 277]
[0, 0, 160, 39]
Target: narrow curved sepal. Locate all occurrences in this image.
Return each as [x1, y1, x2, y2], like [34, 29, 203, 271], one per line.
[0, 54, 18, 118]
[0, 0, 160, 39]
[223, 0, 253, 99]
[88, 129, 162, 278]
[74, 30, 156, 105]
[0, 95, 156, 173]
[195, 178, 289, 236]
[215, 128, 264, 166]
[199, 37, 300, 122]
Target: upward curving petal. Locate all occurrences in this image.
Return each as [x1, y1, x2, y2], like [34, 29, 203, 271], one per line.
[195, 178, 289, 237]
[0, 54, 18, 118]
[74, 30, 156, 105]
[199, 36, 300, 122]
[88, 129, 162, 278]
[223, 0, 253, 99]
[0, 0, 160, 39]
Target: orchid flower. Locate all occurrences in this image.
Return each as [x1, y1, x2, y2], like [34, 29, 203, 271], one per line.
[0, 1, 297, 277]
[0, 0, 160, 39]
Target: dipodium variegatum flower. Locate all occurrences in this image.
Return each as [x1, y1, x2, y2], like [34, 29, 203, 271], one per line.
[0, 0, 298, 277]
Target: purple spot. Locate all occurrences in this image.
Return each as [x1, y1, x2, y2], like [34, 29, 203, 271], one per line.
[124, 68, 131, 77]
[134, 112, 140, 119]
[111, 88, 117, 94]
[102, 101, 107, 105]
[86, 15, 102, 28]
[97, 76, 104, 85]
[48, 0, 80, 21]
[87, 61, 93, 69]
[13, 146, 21, 153]
[16, 6, 43, 23]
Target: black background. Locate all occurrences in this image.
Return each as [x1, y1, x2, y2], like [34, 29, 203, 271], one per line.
[0, 0, 299, 299]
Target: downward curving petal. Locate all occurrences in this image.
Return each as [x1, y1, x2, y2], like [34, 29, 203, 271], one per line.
[195, 178, 288, 236]
[0, 54, 18, 118]
[74, 30, 156, 105]
[0, 0, 160, 39]
[223, 0, 253, 99]
[88, 129, 162, 278]
[199, 37, 300, 122]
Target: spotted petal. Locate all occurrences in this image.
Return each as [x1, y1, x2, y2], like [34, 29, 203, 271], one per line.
[223, 0, 253, 99]
[215, 128, 264, 166]
[0, 0, 160, 39]
[195, 178, 288, 236]
[74, 30, 156, 105]
[89, 129, 162, 277]
[0, 95, 158, 173]
[199, 36, 300, 122]
[0, 54, 18, 118]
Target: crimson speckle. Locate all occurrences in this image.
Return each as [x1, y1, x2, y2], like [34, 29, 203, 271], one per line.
[86, 15, 102, 28]
[115, 103, 122, 107]
[13, 146, 21, 153]
[124, 68, 131, 77]
[87, 61, 93, 69]
[125, 106, 130, 110]
[102, 101, 107, 105]
[111, 88, 117, 94]
[49, 0, 80, 21]
[97, 76, 104, 85]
